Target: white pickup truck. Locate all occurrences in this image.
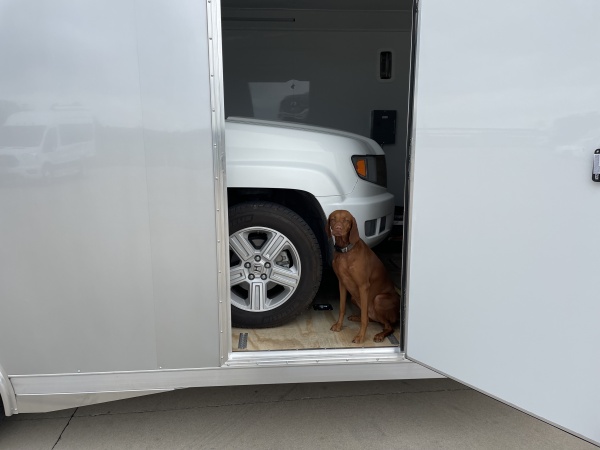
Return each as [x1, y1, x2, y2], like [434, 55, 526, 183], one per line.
[225, 117, 395, 328]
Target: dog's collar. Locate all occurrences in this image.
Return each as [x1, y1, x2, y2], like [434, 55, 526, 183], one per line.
[334, 243, 354, 253]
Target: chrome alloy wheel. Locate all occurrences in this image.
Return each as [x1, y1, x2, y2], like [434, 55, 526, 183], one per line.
[229, 226, 301, 313]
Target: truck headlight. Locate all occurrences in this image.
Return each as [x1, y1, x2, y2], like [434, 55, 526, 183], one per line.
[351, 155, 387, 187]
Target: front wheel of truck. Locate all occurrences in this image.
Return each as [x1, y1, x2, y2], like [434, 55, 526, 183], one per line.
[228, 201, 323, 328]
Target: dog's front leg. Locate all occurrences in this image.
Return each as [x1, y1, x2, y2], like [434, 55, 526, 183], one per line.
[330, 281, 347, 332]
[352, 285, 370, 344]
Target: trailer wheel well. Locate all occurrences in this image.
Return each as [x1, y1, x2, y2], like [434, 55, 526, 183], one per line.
[227, 188, 331, 265]
[0, 362, 16, 418]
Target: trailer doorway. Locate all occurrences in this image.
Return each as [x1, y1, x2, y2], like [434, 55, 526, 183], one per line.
[221, 0, 415, 352]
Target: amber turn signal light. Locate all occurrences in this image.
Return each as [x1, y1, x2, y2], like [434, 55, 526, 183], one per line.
[354, 158, 367, 178]
[351, 155, 387, 187]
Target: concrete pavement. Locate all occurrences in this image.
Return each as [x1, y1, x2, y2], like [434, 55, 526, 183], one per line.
[0, 378, 596, 449]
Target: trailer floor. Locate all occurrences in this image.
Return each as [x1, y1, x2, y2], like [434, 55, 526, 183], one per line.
[232, 237, 404, 352]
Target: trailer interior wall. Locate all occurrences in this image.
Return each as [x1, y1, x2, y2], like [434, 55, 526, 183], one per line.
[221, 0, 413, 205]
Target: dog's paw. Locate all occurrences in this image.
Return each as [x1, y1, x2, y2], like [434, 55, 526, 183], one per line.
[352, 334, 365, 344]
[348, 315, 361, 322]
[373, 333, 385, 342]
[330, 323, 343, 332]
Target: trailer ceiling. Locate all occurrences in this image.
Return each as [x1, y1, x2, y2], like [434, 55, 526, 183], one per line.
[221, 0, 412, 11]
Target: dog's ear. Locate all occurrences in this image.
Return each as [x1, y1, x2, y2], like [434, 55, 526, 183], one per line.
[349, 215, 360, 244]
[325, 215, 332, 238]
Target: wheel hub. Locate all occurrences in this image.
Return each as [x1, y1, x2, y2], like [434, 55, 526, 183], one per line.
[229, 226, 301, 313]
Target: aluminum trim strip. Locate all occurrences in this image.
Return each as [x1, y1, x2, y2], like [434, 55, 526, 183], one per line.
[16, 389, 171, 414]
[226, 347, 403, 367]
[402, 0, 420, 360]
[206, 0, 231, 365]
[11, 360, 440, 396]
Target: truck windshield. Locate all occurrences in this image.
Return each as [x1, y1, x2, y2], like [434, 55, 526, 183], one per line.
[0, 126, 45, 148]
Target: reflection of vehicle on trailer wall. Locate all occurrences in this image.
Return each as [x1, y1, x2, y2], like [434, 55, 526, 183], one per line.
[0, 0, 599, 446]
[0, 108, 95, 180]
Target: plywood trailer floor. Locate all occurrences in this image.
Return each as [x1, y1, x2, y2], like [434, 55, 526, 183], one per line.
[232, 238, 403, 352]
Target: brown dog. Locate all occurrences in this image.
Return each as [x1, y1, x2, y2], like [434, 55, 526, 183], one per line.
[327, 210, 400, 344]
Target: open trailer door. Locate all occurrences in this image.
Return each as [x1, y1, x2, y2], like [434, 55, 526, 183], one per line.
[405, 0, 600, 444]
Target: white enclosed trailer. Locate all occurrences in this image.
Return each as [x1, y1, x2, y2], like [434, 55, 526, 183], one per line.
[0, 0, 598, 445]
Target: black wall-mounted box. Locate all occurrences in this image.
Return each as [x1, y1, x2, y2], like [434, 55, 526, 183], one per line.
[371, 110, 397, 146]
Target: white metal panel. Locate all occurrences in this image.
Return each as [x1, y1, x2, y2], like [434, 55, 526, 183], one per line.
[0, 0, 223, 374]
[406, 0, 600, 444]
[0, 0, 158, 375]
[135, 0, 221, 369]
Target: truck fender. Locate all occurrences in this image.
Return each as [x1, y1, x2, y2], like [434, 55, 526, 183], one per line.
[227, 161, 357, 197]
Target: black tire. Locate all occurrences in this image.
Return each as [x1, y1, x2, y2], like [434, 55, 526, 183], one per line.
[228, 201, 322, 328]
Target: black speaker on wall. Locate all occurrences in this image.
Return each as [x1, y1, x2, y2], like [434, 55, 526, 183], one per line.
[371, 110, 397, 146]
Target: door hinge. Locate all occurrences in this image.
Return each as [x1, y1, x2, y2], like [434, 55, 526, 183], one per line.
[593, 149, 600, 182]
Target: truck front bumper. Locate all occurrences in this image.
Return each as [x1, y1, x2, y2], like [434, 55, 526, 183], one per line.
[317, 185, 396, 248]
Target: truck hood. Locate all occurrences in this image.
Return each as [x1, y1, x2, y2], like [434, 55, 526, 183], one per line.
[225, 117, 383, 197]
[225, 117, 384, 155]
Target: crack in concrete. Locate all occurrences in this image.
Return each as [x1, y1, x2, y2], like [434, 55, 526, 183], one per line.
[50, 407, 77, 450]
[73, 387, 471, 418]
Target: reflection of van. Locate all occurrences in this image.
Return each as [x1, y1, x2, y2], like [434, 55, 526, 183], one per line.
[0, 109, 95, 180]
